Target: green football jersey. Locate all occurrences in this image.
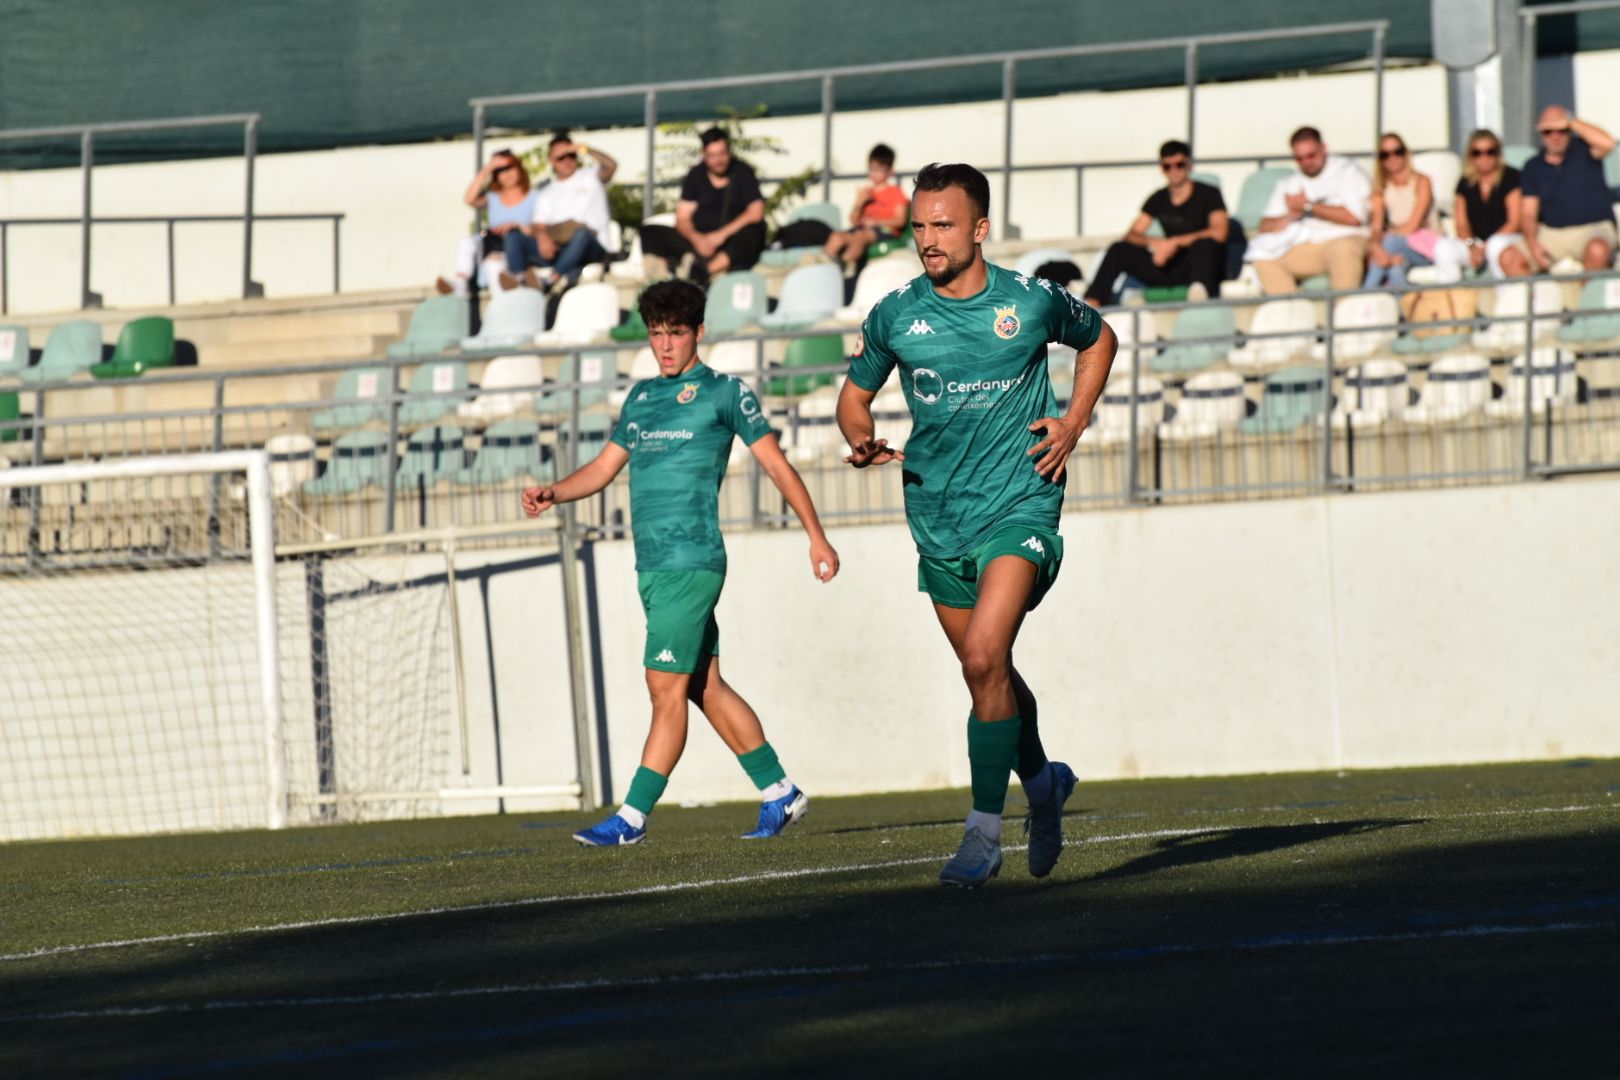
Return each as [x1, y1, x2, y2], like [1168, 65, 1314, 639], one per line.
[848, 262, 1104, 559]
[610, 361, 772, 572]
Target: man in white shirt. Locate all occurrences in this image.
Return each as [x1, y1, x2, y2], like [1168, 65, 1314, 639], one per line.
[507, 132, 618, 290]
[1247, 126, 1372, 294]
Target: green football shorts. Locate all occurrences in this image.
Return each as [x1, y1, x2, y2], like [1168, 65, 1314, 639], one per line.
[637, 569, 724, 673]
[917, 523, 1064, 611]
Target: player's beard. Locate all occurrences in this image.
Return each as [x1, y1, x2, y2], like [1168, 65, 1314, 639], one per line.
[922, 247, 974, 287]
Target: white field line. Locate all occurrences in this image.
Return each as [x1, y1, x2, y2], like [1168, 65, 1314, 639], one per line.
[3, 802, 1614, 965]
[2, 919, 1610, 1025]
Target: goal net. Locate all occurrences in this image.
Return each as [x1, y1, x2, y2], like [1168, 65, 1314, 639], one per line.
[0, 451, 461, 842]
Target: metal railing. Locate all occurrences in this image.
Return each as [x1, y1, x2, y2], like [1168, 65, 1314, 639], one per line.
[470, 21, 1390, 240]
[0, 213, 344, 313]
[1521, 0, 1620, 137]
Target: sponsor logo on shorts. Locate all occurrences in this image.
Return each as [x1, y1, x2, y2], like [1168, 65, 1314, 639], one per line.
[1021, 535, 1045, 556]
[655, 648, 677, 664]
[994, 305, 1020, 340]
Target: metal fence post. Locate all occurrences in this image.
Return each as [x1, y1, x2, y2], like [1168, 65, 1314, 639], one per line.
[243, 116, 263, 299]
[2, 221, 8, 314]
[1372, 24, 1387, 148]
[167, 220, 176, 306]
[1521, 280, 1537, 479]
[1001, 58, 1016, 241]
[1126, 308, 1142, 503]
[80, 131, 99, 310]
[1185, 42, 1199, 145]
[821, 75, 836, 204]
[644, 91, 658, 219]
[1522, 12, 1538, 142]
[1322, 295, 1337, 490]
[332, 217, 342, 294]
[383, 366, 400, 533]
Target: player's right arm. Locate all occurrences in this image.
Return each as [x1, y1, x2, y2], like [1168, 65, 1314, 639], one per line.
[838, 302, 904, 467]
[520, 443, 629, 517]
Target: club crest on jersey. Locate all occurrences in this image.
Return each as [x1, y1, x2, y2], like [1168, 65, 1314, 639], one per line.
[993, 305, 1020, 340]
[676, 382, 699, 404]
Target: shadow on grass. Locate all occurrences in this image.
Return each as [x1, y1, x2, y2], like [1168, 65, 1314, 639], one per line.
[1089, 819, 1424, 881]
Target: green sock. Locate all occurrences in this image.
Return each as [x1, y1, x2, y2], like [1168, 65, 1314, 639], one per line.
[624, 765, 669, 816]
[967, 713, 1022, 814]
[736, 742, 787, 791]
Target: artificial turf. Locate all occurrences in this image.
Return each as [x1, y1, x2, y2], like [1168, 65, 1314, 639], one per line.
[2, 759, 1618, 1078]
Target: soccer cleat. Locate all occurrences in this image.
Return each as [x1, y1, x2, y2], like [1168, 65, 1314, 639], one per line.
[938, 825, 1003, 888]
[573, 813, 646, 847]
[740, 786, 809, 839]
[1024, 761, 1078, 878]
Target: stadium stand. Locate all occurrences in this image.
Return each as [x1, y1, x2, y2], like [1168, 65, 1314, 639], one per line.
[461, 288, 547, 350]
[389, 294, 470, 358]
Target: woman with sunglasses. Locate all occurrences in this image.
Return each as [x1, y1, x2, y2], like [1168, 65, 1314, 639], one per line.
[1362, 134, 1439, 288]
[434, 150, 538, 297]
[1453, 129, 1526, 279]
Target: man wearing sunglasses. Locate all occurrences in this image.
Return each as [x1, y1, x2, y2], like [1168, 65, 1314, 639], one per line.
[1082, 140, 1229, 309]
[1508, 106, 1617, 277]
[509, 132, 618, 292]
[1247, 126, 1372, 295]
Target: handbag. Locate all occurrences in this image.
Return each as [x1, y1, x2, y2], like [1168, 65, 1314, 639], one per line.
[1400, 287, 1477, 338]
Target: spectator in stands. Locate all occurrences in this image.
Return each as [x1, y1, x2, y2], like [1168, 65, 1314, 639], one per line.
[1502, 106, 1617, 276]
[436, 149, 536, 296]
[1362, 133, 1441, 288]
[640, 128, 767, 282]
[1247, 127, 1371, 294]
[1082, 140, 1228, 308]
[1452, 128, 1527, 278]
[503, 132, 618, 292]
[824, 143, 910, 271]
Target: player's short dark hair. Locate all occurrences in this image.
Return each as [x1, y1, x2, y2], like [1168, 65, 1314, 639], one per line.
[1290, 126, 1323, 146]
[868, 143, 895, 168]
[1158, 139, 1191, 160]
[699, 127, 729, 148]
[638, 279, 707, 331]
[912, 162, 990, 220]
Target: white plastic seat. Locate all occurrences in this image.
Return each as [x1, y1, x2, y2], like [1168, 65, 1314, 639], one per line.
[1159, 370, 1246, 440]
[265, 433, 317, 497]
[1315, 293, 1400, 366]
[458, 355, 543, 426]
[1404, 352, 1494, 423]
[761, 262, 844, 329]
[1332, 359, 1411, 428]
[833, 254, 920, 323]
[1091, 374, 1166, 445]
[1411, 151, 1462, 221]
[1229, 299, 1319, 372]
[1105, 307, 1160, 374]
[462, 288, 548, 350]
[534, 282, 620, 345]
[1475, 280, 1565, 357]
[1484, 349, 1577, 417]
[706, 340, 762, 377]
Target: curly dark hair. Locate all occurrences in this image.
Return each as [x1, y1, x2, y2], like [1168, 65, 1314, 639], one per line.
[637, 279, 708, 331]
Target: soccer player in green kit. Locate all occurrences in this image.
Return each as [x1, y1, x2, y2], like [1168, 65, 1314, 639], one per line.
[521, 279, 840, 846]
[837, 163, 1118, 887]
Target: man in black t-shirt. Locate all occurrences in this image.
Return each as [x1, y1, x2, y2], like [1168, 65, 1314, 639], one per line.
[640, 128, 768, 282]
[1083, 140, 1230, 308]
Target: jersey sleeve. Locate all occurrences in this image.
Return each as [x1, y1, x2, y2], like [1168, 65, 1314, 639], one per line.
[715, 376, 773, 446]
[609, 390, 639, 450]
[848, 303, 898, 391]
[1046, 288, 1104, 351]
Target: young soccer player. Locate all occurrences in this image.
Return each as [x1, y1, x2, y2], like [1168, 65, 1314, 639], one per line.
[835, 163, 1117, 887]
[522, 279, 840, 846]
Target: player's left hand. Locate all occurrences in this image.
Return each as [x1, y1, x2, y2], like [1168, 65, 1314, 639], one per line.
[809, 537, 840, 582]
[1027, 414, 1086, 482]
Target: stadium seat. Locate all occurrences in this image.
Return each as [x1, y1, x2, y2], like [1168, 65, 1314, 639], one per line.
[1106, 306, 1161, 373]
[459, 355, 542, 426]
[706, 339, 762, 377]
[0, 389, 19, 443]
[1159, 369, 1247, 439]
[1189, 170, 1223, 193]
[1331, 358, 1412, 428]
[539, 349, 616, 415]
[865, 234, 911, 260]
[1151, 304, 1235, 373]
[1240, 365, 1326, 434]
[1605, 148, 1620, 192]
[759, 202, 843, 267]
[1485, 349, 1577, 418]
[1475, 280, 1565, 357]
[1090, 373, 1166, 445]
[610, 302, 649, 343]
[833, 254, 919, 323]
[1403, 352, 1493, 423]
[389, 294, 469, 357]
[783, 382, 843, 464]
[1556, 278, 1620, 348]
[767, 335, 844, 397]
[1014, 247, 1078, 278]
[1503, 143, 1536, 169]
[1235, 167, 1293, 231]
[760, 263, 843, 329]
[1411, 151, 1462, 217]
[1228, 299, 1318, 372]
[457, 419, 552, 485]
[535, 282, 620, 345]
[311, 366, 390, 433]
[0, 326, 29, 379]
[461, 288, 547, 351]
[303, 429, 393, 496]
[705, 271, 768, 336]
[19, 320, 102, 384]
[90, 317, 175, 379]
[395, 424, 466, 489]
[262, 433, 317, 496]
[398, 360, 470, 428]
[1315, 293, 1399, 366]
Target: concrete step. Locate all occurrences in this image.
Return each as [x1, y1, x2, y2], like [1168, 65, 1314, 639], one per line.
[200, 333, 396, 368]
[194, 307, 410, 345]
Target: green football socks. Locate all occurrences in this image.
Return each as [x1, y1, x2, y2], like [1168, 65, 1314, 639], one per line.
[967, 713, 1022, 814]
[737, 742, 787, 791]
[624, 765, 669, 816]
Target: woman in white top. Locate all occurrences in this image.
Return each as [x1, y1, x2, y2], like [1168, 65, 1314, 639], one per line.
[1362, 133, 1439, 288]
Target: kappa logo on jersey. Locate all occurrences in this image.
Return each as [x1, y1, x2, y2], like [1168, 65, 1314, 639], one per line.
[993, 305, 1021, 340]
[906, 319, 935, 335]
[911, 367, 945, 404]
[676, 382, 699, 404]
[655, 649, 677, 664]
[1021, 535, 1045, 556]
[636, 391, 649, 402]
[1034, 277, 1054, 293]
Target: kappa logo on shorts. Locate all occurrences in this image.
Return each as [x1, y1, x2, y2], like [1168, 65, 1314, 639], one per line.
[993, 305, 1021, 340]
[655, 649, 677, 664]
[1021, 535, 1045, 556]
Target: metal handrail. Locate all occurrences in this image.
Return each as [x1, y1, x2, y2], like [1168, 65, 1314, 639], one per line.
[471, 21, 1390, 237]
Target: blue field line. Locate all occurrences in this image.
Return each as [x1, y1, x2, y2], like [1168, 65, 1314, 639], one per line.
[95, 847, 538, 886]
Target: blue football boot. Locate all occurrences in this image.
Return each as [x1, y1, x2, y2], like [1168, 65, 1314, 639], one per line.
[573, 813, 646, 847]
[938, 825, 1003, 888]
[1023, 761, 1078, 878]
[740, 786, 809, 839]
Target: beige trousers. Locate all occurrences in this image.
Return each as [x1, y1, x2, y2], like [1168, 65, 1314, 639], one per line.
[1254, 237, 1365, 294]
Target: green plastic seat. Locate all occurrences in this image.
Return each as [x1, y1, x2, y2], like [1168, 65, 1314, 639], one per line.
[1151, 305, 1236, 373]
[1557, 279, 1620, 346]
[705, 271, 768, 337]
[399, 360, 470, 427]
[1299, 274, 1332, 293]
[0, 325, 30, 379]
[91, 317, 175, 379]
[302, 430, 392, 497]
[536, 350, 615, 415]
[1235, 167, 1294, 232]
[457, 419, 553, 485]
[395, 424, 466, 488]
[1503, 143, 1536, 169]
[0, 391, 19, 443]
[1189, 171, 1223, 193]
[1240, 365, 1326, 434]
[311, 366, 391, 433]
[19, 320, 102, 384]
[1392, 331, 1470, 356]
[864, 233, 911, 260]
[609, 306, 648, 342]
[767, 336, 845, 397]
[1143, 285, 1190, 303]
[387, 295, 469, 358]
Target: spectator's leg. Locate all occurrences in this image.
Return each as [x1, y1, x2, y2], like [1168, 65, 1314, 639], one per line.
[718, 222, 768, 273]
[1361, 254, 1384, 289]
[1324, 238, 1365, 292]
[1431, 238, 1466, 284]
[639, 224, 695, 277]
[1582, 234, 1614, 272]
[1252, 259, 1299, 295]
[1261, 241, 1329, 295]
[504, 231, 541, 275]
[551, 229, 604, 282]
[1495, 236, 1532, 278]
[1223, 220, 1249, 281]
[824, 230, 848, 261]
[1180, 238, 1225, 298]
[1084, 241, 1155, 307]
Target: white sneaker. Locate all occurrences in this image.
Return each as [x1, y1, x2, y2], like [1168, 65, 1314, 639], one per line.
[938, 825, 1003, 888]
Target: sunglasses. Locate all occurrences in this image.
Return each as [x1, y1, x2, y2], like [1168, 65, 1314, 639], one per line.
[1469, 146, 1500, 158]
[549, 153, 576, 164]
[494, 162, 518, 172]
[1538, 127, 1567, 136]
[1379, 147, 1407, 159]
[1160, 159, 1190, 172]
